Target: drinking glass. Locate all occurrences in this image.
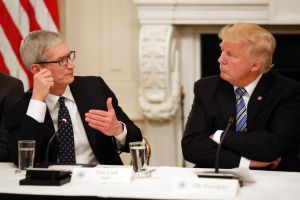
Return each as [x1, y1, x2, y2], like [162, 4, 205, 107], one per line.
[129, 141, 149, 177]
[18, 140, 35, 170]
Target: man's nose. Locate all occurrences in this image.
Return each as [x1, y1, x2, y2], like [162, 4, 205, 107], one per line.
[218, 52, 226, 64]
[66, 60, 74, 69]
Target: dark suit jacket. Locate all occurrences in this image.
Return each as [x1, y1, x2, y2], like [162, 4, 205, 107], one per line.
[0, 73, 24, 162]
[6, 76, 142, 166]
[182, 70, 300, 171]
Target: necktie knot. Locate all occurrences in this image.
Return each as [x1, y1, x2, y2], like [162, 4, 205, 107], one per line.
[235, 87, 247, 97]
[58, 96, 65, 105]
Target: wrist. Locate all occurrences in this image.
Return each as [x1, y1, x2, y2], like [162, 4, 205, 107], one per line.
[115, 121, 123, 136]
[32, 93, 46, 101]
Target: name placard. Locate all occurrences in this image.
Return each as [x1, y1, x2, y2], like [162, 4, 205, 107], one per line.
[173, 178, 240, 199]
[71, 167, 132, 184]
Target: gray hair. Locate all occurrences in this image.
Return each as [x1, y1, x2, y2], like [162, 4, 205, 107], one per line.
[20, 30, 64, 69]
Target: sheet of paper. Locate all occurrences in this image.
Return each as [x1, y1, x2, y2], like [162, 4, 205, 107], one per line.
[71, 167, 133, 184]
[48, 164, 83, 171]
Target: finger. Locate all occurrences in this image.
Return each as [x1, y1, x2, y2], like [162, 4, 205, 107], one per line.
[40, 70, 53, 78]
[277, 157, 282, 162]
[270, 165, 276, 170]
[35, 69, 52, 80]
[85, 116, 106, 127]
[106, 97, 114, 112]
[85, 117, 113, 132]
[87, 120, 119, 136]
[44, 77, 54, 83]
[86, 111, 115, 123]
[38, 68, 51, 76]
[38, 75, 54, 86]
[87, 110, 109, 117]
[271, 162, 279, 169]
[85, 114, 107, 124]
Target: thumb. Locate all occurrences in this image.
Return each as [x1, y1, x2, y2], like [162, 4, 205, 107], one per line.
[106, 97, 114, 112]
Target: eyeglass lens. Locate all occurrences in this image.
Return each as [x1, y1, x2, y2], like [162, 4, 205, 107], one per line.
[59, 51, 75, 66]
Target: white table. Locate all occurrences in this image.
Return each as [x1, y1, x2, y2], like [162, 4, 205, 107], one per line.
[0, 163, 299, 200]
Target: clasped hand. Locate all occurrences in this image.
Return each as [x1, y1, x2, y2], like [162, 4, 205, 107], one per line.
[85, 97, 123, 136]
[250, 157, 282, 170]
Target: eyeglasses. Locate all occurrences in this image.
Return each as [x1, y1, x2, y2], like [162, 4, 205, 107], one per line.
[36, 51, 75, 67]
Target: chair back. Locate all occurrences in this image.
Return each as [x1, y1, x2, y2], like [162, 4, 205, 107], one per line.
[142, 137, 151, 165]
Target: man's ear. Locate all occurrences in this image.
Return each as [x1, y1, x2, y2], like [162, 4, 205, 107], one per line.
[250, 60, 261, 72]
[30, 64, 41, 74]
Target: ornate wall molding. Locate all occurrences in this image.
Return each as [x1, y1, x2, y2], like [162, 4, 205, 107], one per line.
[138, 25, 180, 121]
[134, 0, 300, 25]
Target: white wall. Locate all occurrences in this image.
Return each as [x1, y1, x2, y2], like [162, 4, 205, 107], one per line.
[58, 0, 144, 165]
[59, 0, 142, 121]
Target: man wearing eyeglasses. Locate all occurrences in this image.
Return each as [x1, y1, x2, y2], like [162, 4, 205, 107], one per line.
[5, 30, 142, 166]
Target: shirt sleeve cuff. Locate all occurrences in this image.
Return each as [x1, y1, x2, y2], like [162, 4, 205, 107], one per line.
[239, 157, 251, 168]
[212, 130, 223, 144]
[26, 99, 47, 123]
[114, 121, 127, 148]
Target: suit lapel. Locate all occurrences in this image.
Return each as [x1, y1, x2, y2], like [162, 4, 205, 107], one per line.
[69, 77, 91, 135]
[219, 81, 236, 121]
[44, 109, 59, 160]
[44, 110, 55, 138]
[69, 77, 105, 153]
[247, 72, 273, 129]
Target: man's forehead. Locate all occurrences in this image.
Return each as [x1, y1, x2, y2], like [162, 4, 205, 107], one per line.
[220, 40, 248, 49]
[46, 44, 70, 57]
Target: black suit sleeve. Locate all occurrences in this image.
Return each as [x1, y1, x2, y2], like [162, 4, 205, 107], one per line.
[182, 81, 241, 168]
[99, 77, 142, 152]
[5, 94, 51, 167]
[0, 76, 24, 162]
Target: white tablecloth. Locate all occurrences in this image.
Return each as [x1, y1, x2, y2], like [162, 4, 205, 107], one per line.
[0, 163, 299, 200]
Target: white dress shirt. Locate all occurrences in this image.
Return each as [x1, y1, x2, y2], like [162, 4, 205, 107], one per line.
[26, 86, 127, 164]
[212, 74, 262, 168]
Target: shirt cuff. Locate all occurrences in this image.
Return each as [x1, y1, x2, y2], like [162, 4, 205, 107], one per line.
[212, 130, 223, 144]
[239, 157, 251, 168]
[26, 99, 47, 123]
[114, 121, 127, 148]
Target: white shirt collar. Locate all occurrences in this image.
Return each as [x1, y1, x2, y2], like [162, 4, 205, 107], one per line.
[45, 86, 75, 111]
[234, 74, 262, 97]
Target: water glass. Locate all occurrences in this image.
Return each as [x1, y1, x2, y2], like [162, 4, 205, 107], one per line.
[18, 140, 35, 170]
[129, 141, 149, 177]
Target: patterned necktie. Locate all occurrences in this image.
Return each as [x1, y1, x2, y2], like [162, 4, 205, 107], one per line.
[235, 87, 247, 132]
[57, 97, 76, 164]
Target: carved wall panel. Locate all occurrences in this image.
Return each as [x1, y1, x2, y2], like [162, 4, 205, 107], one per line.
[138, 25, 180, 121]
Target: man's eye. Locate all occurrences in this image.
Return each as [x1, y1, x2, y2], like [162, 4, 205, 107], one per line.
[63, 56, 69, 61]
[228, 52, 237, 58]
[59, 57, 68, 65]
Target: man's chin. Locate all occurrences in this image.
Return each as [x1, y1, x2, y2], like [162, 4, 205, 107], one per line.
[220, 73, 228, 81]
[65, 75, 74, 85]
[67, 76, 75, 84]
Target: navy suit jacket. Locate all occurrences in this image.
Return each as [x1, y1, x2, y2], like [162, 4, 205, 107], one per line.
[182, 70, 300, 171]
[6, 76, 142, 166]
